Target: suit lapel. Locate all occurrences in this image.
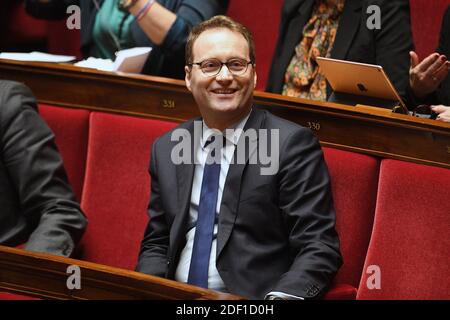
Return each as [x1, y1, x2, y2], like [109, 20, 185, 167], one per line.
[216, 109, 265, 259]
[330, 0, 362, 60]
[169, 120, 197, 262]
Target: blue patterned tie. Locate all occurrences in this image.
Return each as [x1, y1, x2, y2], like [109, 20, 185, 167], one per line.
[187, 138, 221, 288]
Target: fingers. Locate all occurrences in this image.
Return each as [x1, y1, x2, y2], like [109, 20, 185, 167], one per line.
[433, 61, 450, 83]
[434, 112, 450, 122]
[431, 105, 448, 114]
[431, 105, 450, 122]
[423, 55, 448, 78]
[409, 51, 419, 69]
[416, 53, 440, 73]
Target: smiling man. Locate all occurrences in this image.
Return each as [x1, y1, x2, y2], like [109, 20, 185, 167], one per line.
[135, 15, 342, 300]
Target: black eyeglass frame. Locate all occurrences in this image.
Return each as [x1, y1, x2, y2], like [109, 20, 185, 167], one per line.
[188, 58, 254, 77]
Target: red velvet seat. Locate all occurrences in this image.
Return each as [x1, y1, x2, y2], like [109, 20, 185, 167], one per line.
[357, 159, 450, 300]
[322, 148, 380, 299]
[79, 112, 177, 270]
[38, 104, 90, 202]
[0, 292, 39, 300]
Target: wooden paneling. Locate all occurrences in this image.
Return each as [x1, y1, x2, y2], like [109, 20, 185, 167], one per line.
[0, 245, 242, 300]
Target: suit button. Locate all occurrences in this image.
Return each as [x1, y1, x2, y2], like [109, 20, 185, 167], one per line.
[167, 260, 170, 265]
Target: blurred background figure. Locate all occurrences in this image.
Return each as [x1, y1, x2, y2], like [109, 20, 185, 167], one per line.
[266, 0, 413, 104]
[0, 80, 87, 257]
[23, 0, 229, 79]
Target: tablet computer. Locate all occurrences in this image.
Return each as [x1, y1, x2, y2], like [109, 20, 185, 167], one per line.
[316, 56, 407, 112]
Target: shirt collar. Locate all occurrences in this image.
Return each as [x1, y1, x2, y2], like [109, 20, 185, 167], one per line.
[201, 108, 252, 148]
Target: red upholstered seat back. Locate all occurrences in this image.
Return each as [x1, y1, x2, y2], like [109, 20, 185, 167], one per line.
[38, 104, 90, 202]
[322, 147, 379, 289]
[357, 160, 450, 299]
[227, 0, 282, 91]
[79, 112, 177, 270]
[410, 0, 450, 58]
[47, 21, 82, 58]
[6, 1, 48, 45]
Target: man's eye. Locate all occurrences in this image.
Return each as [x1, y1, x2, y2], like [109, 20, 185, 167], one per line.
[229, 60, 245, 68]
[202, 61, 219, 69]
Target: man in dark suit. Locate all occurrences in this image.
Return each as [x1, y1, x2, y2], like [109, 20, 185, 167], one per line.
[136, 15, 342, 299]
[0, 80, 87, 256]
[266, 0, 413, 102]
[409, 5, 450, 122]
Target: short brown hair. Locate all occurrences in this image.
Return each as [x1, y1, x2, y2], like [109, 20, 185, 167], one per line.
[185, 15, 255, 65]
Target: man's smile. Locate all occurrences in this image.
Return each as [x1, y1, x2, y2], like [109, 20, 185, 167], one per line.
[210, 88, 238, 95]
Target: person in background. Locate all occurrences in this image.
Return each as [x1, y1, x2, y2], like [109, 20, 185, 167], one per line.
[0, 80, 87, 256]
[267, 0, 413, 104]
[408, 5, 450, 122]
[135, 15, 341, 300]
[25, 0, 229, 79]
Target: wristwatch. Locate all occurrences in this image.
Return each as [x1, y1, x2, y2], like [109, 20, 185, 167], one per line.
[118, 0, 139, 12]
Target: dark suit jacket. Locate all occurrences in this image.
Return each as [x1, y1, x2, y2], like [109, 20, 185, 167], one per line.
[136, 108, 342, 299]
[0, 80, 87, 256]
[25, 0, 229, 79]
[266, 0, 413, 101]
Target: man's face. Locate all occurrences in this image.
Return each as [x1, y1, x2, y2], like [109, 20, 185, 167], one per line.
[185, 28, 257, 124]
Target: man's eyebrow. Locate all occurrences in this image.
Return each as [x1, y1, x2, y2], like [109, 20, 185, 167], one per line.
[197, 56, 250, 61]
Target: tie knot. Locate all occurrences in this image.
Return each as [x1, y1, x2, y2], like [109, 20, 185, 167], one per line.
[205, 134, 225, 147]
[204, 134, 226, 164]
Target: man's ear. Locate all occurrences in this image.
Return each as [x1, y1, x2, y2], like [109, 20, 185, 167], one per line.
[253, 67, 257, 89]
[185, 65, 192, 92]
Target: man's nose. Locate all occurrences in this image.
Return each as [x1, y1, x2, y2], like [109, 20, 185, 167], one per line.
[216, 64, 233, 81]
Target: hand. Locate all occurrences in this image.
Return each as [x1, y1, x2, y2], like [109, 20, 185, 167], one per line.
[409, 51, 450, 98]
[431, 105, 450, 122]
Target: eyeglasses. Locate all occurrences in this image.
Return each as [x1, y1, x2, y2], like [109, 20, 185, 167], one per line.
[188, 58, 253, 77]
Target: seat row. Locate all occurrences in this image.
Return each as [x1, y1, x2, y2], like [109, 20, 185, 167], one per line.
[2, 104, 449, 299]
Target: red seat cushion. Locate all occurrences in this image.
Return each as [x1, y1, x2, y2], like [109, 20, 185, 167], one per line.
[323, 147, 379, 290]
[324, 284, 357, 300]
[38, 104, 90, 202]
[80, 112, 177, 270]
[357, 159, 450, 300]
